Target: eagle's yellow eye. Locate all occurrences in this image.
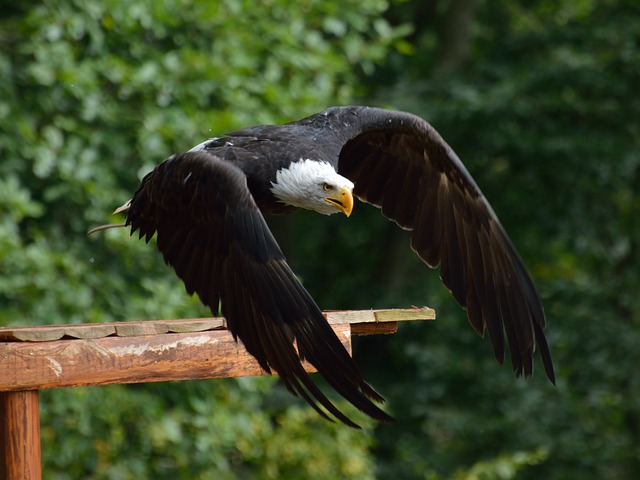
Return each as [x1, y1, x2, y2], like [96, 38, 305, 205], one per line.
[322, 183, 332, 192]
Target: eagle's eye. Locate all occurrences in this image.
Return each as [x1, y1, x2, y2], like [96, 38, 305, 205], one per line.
[322, 183, 333, 192]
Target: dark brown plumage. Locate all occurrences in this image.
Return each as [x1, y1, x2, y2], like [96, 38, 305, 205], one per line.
[333, 109, 554, 381]
[93, 106, 554, 427]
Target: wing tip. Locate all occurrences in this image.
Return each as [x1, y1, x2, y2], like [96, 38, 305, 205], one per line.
[534, 322, 556, 385]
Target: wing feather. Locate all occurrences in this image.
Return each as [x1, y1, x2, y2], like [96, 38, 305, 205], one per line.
[333, 106, 555, 383]
[125, 151, 392, 427]
[380, 153, 411, 223]
[394, 160, 422, 227]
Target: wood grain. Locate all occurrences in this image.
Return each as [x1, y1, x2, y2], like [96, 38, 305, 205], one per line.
[0, 309, 435, 392]
[0, 325, 352, 392]
[0, 318, 226, 342]
[0, 391, 41, 480]
[0, 308, 435, 480]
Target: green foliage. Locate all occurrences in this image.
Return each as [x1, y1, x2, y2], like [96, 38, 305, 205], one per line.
[450, 448, 548, 480]
[41, 379, 375, 479]
[0, 0, 402, 477]
[2, 0, 639, 478]
[348, 0, 640, 478]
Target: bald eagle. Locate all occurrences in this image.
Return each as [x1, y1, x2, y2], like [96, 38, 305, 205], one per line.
[91, 106, 554, 428]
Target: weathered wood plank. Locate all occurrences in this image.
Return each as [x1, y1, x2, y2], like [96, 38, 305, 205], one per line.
[0, 318, 226, 342]
[337, 307, 436, 335]
[0, 309, 435, 391]
[0, 391, 41, 480]
[371, 308, 436, 323]
[0, 325, 352, 392]
[0, 307, 435, 480]
[0, 308, 434, 342]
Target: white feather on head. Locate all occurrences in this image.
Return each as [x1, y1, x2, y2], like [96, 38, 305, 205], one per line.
[270, 159, 354, 215]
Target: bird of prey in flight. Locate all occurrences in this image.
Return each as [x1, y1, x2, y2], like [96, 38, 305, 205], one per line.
[90, 106, 554, 428]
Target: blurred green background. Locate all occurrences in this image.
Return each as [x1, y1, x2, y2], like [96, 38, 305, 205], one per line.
[1, 0, 639, 478]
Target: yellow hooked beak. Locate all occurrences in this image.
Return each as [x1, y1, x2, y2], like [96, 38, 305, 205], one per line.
[325, 186, 354, 217]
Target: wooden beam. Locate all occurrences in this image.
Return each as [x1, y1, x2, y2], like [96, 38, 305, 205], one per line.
[0, 308, 434, 392]
[0, 391, 41, 480]
[0, 318, 227, 342]
[0, 325, 348, 392]
[0, 308, 433, 480]
[326, 308, 435, 335]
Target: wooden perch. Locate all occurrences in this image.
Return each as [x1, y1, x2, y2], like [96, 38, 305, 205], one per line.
[0, 308, 434, 392]
[0, 308, 434, 480]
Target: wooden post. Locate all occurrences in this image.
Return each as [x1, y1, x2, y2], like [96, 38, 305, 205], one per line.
[0, 391, 41, 480]
[0, 308, 434, 479]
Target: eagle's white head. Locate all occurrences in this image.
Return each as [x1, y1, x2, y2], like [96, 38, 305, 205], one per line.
[270, 159, 354, 216]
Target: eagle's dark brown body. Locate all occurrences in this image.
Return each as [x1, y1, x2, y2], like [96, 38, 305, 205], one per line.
[115, 106, 554, 427]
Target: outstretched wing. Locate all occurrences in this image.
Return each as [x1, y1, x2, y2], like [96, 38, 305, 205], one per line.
[324, 106, 554, 383]
[124, 151, 392, 427]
